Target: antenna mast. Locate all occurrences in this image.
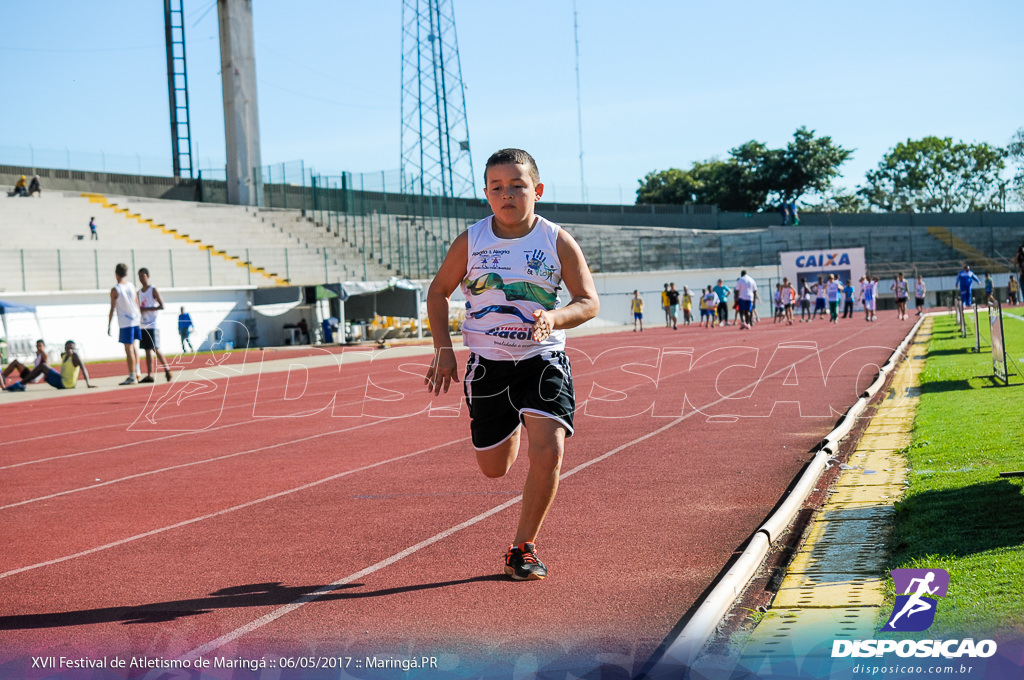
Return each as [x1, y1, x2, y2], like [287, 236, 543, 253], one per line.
[400, 0, 475, 198]
[573, 0, 585, 203]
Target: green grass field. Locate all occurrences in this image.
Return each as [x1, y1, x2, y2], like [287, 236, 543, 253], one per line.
[887, 309, 1024, 638]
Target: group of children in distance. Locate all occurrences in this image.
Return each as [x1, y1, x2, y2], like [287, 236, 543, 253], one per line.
[776, 272, 926, 324]
[630, 271, 931, 332]
[774, 272, 927, 324]
[631, 277, 761, 332]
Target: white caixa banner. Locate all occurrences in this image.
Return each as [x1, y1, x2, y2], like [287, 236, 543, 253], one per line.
[780, 247, 866, 289]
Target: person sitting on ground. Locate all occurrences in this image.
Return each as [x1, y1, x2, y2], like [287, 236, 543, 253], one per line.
[2, 339, 50, 389]
[3, 340, 95, 391]
[28, 174, 41, 197]
[12, 175, 29, 197]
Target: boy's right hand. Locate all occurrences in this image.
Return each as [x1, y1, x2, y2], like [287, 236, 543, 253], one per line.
[425, 347, 459, 395]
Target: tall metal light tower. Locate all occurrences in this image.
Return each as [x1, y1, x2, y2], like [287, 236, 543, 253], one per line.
[400, 0, 475, 198]
[164, 0, 194, 179]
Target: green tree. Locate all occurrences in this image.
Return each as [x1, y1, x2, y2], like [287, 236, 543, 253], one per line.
[636, 127, 852, 212]
[635, 167, 704, 205]
[801, 188, 867, 213]
[770, 127, 854, 205]
[635, 157, 768, 211]
[858, 137, 1007, 212]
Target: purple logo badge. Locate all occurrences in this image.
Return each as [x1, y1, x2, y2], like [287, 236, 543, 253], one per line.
[883, 568, 949, 632]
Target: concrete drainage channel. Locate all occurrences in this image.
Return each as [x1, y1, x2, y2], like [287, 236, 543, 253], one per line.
[647, 315, 927, 677]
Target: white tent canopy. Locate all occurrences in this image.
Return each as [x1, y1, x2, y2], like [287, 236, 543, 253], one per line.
[250, 278, 424, 343]
[0, 299, 46, 362]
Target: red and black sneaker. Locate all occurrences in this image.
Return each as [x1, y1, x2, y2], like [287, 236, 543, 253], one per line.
[504, 542, 548, 581]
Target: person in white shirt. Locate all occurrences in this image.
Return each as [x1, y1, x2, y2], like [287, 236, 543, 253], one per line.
[137, 268, 173, 383]
[826, 274, 842, 323]
[107, 263, 141, 385]
[735, 270, 758, 329]
[812, 275, 827, 320]
[702, 286, 718, 328]
[425, 148, 599, 581]
[891, 272, 910, 320]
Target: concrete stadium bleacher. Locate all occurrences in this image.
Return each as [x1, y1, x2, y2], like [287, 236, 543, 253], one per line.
[2, 162, 1022, 296]
[308, 200, 1023, 280]
[104, 194, 394, 285]
[557, 221, 1023, 278]
[0, 192, 393, 293]
[0, 192, 238, 292]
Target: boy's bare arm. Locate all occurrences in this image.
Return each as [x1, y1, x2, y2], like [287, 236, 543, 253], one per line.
[153, 287, 166, 311]
[533, 231, 599, 342]
[425, 232, 469, 395]
[71, 352, 96, 388]
[107, 289, 118, 335]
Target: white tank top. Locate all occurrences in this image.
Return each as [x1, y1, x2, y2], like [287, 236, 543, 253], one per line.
[139, 286, 158, 329]
[114, 281, 141, 328]
[459, 215, 565, 361]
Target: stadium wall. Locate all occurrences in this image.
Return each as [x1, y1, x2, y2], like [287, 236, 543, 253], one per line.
[1, 287, 252, 364]
[6, 163, 1023, 231]
[3, 266, 1015, 365]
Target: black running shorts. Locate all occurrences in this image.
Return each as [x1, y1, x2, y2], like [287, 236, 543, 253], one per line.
[463, 351, 575, 450]
[140, 328, 160, 351]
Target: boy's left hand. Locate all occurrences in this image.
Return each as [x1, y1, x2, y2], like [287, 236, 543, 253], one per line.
[532, 309, 554, 342]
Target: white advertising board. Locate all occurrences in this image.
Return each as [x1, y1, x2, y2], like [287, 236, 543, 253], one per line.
[780, 247, 866, 290]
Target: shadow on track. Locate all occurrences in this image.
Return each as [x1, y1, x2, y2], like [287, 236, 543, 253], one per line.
[0, 576, 506, 630]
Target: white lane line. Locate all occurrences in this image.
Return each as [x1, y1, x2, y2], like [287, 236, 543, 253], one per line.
[0, 436, 469, 580]
[0, 367, 412, 470]
[0, 418, 386, 511]
[181, 325, 882, 660]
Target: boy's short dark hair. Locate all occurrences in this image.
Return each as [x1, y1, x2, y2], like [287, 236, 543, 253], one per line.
[138, 267, 150, 277]
[485, 148, 540, 185]
[115, 263, 128, 277]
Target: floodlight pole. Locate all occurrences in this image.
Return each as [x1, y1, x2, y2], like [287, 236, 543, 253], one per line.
[218, 0, 263, 206]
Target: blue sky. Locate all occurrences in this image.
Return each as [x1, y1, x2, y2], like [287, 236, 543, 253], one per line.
[2, 0, 1022, 204]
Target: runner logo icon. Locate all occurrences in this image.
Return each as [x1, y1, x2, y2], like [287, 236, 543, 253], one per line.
[883, 568, 949, 632]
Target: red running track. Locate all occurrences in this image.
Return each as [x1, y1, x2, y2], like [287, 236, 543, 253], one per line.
[0, 313, 916, 679]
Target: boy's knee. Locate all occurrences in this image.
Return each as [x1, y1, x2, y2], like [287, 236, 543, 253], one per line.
[478, 454, 516, 478]
[528, 441, 563, 474]
[479, 463, 510, 479]
[476, 441, 518, 478]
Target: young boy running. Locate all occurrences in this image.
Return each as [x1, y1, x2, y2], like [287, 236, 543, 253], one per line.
[425, 149, 599, 581]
